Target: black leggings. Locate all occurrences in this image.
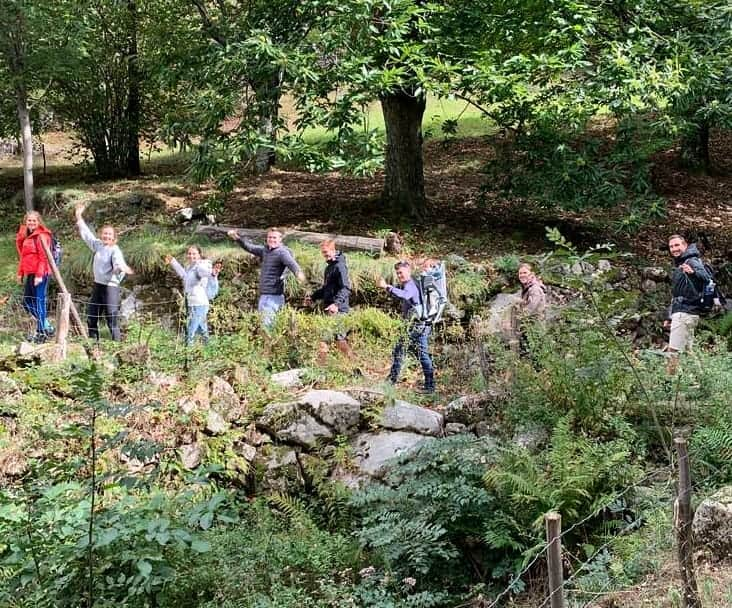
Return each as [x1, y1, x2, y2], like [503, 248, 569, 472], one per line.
[88, 282, 121, 341]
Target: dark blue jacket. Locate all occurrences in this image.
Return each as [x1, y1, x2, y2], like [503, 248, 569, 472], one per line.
[670, 243, 712, 315]
[311, 251, 351, 312]
[237, 237, 302, 296]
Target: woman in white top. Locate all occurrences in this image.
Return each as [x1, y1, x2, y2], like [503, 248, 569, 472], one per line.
[165, 246, 215, 345]
[75, 204, 134, 341]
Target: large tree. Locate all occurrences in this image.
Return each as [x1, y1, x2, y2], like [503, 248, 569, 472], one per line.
[147, 0, 320, 180]
[0, 1, 39, 211]
[48, 0, 146, 178]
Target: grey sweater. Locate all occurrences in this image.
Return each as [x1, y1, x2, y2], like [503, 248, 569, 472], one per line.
[171, 258, 212, 306]
[237, 237, 302, 296]
[78, 218, 129, 286]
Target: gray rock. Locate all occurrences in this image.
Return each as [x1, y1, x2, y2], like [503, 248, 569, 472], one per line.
[255, 445, 302, 493]
[205, 410, 229, 435]
[597, 259, 612, 272]
[344, 387, 385, 406]
[445, 423, 470, 436]
[236, 443, 257, 462]
[352, 431, 426, 477]
[482, 293, 521, 339]
[445, 391, 504, 425]
[15, 342, 36, 357]
[300, 389, 361, 434]
[271, 368, 306, 389]
[693, 486, 732, 561]
[571, 261, 595, 276]
[180, 443, 202, 470]
[444, 254, 470, 270]
[380, 401, 443, 436]
[641, 279, 658, 292]
[642, 266, 667, 281]
[178, 398, 197, 415]
[258, 402, 333, 448]
[278, 414, 333, 448]
[472, 421, 497, 438]
[210, 376, 244, 421]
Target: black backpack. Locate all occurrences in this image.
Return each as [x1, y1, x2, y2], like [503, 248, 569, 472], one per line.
[694, 262, 726, 312]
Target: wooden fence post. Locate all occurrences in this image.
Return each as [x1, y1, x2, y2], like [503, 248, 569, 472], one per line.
[545, 512, 565, 608]
[675, 437, 701, 608]
[55, 292, 71, 361]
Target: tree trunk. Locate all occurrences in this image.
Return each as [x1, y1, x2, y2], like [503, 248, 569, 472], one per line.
[680, 119, 711, 174]
[380, 90, 426, 218]
[125, 0, 141, 176]
[16, 81, 34, 212]
[253, 71, 283, 174]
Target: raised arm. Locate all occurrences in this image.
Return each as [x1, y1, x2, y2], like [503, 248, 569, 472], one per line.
[75, 205, 103, 253]
[168, 257, 186, 280]
[227, 230, 264, 258]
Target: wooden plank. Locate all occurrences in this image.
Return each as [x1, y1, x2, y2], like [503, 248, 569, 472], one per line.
[196, 225, 389, 255]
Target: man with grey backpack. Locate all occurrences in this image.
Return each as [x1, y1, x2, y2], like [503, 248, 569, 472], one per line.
[378, 259, 447, 394]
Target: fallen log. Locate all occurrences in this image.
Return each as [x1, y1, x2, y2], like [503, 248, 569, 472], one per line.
[195, 225, 401, 255]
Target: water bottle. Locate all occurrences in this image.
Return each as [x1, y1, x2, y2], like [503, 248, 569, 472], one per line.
[702, 280, 715, 308]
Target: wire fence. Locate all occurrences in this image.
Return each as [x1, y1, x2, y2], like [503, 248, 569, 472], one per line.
[0, 289, 186, 342]
[477, 456, 723, 608]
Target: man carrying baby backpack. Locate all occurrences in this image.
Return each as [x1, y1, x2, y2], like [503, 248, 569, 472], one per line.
[378, 259, 447, 394]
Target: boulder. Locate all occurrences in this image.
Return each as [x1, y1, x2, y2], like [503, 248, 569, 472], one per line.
[255, 445, 303, 493]
[483, 293, 521, 340]
[258, 402, 333, 449]
[271, 368, 306, 389]
[380, 401, 443, 436]
[345, 387, 386, 406]
[445, 391, 504, 425]
[445, 423, 469, 436]
[571, 261, 595, 276]
[210, 376, 245, 422]
[642, 266, 668, 281]
[236, 443, 257, 462]
[641, 279, 658, 293]
[192, 379, 211, 409]
[352, 431, 427, 477]
[692, 486, 732, 561]
[300, 390, 361, 434]
[180, 443, 202, 470]
[205, 410, 229, 435]
[597, 259, 612, 272]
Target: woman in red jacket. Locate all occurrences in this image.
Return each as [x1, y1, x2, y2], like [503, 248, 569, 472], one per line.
[16, 211, 53, 342]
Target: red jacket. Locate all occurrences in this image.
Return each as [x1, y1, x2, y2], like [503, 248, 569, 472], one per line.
[16, 224, 52, 279]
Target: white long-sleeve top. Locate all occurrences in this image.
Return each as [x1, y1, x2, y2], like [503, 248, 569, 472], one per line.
[170, 258, 212, 306]
[77, 218, 130, 286]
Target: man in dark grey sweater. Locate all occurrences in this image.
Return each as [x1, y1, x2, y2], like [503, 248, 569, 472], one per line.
[227, 227, 305, 330]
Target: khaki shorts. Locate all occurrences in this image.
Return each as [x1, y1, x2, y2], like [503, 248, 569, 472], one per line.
[669, 312, 699, 353]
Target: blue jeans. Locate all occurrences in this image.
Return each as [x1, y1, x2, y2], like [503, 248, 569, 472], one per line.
[22, 274, 49, 336]
[389, 325, 434, 391]
[187, 305, 209, 345]
[258, 294, 285, 330]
